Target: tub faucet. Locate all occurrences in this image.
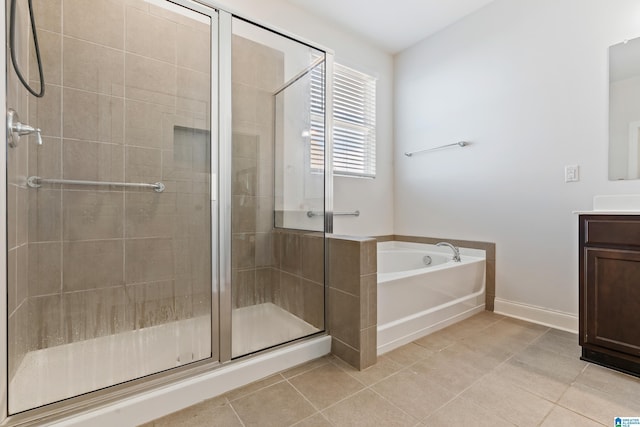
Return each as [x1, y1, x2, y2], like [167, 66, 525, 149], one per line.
[436, 242, 461, 262]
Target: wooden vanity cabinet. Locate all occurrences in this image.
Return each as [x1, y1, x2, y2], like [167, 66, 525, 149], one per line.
[579, 214, 640, 377]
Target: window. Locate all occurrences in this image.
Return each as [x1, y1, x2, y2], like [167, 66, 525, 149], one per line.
[310, 63, 376, 178]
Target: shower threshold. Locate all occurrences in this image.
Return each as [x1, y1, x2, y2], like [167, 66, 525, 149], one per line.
[232, 302, 320, 357]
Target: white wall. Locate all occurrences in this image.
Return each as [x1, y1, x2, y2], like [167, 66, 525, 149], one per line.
[211, 0, 395, 236]
[394, 0, 640, 329]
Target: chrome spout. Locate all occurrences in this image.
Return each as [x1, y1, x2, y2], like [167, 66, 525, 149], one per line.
[436, 242, 461, 262]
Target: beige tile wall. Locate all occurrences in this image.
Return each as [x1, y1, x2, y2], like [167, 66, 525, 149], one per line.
[230, 36, 282, 310]
[328, 236, 377, 370]
[270, 230, 325, 329]
[7, 0, 33, 380]
[230, 35, 327, 336]
[8, 0, 213, 379]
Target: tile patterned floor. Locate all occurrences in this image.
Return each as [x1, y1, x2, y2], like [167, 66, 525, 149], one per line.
[140, 312, 640, 426]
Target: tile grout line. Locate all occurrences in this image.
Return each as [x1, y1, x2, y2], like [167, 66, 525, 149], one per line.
[289, 411, 333, 427]
[346, 314, 517, 423]
[226, 400, 247, 427]
[554, 376, 640, 423]
[415, 318, 552, 424]
[370, 316, 515, 424]
[284, 376, 324, 414]
[329, 354, 450, 424]
[224, 373, 287, 403]
[145, 312, 637, 426]
[366, 385, 423, 425]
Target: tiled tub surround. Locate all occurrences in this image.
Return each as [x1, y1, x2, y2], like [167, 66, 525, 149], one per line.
[7, 0, 213, 408]
[377, 235, 496, 311]
[328, 236, 377, 370]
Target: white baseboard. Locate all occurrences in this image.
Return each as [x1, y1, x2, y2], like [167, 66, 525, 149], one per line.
[494, 298, 578, 334]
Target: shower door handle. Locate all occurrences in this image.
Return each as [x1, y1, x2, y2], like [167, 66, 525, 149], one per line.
[7, 108, 43, 148]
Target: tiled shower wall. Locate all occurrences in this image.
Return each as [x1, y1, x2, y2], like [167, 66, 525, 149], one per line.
[271, 230, 325, 329]
[231, 36, 325, 330]
[7, 0, 31, 380]
[8, 0, 212, 378]
[230, 36, 277, 309]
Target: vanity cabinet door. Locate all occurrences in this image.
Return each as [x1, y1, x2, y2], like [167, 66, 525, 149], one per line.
[583, 247, 640, 357]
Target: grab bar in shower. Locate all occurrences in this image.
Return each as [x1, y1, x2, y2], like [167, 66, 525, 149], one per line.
[307, 210, 360, 218]
[26, 176, 166, 192]
[404, 141, 469, 157]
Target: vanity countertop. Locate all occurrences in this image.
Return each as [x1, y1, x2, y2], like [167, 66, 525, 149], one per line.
[574, 210, 640, 215]
[575, 195, 640, 214]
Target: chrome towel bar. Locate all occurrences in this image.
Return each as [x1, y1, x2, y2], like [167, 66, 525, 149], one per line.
[27, 176, 165, 193]
[404, 141, 468, 157]
[307, 210, 360, 218]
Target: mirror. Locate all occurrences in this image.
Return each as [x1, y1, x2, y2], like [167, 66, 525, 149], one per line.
[609, 36, 640, 180]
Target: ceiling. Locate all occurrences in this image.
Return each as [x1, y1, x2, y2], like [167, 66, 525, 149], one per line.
[288, 0, 495, 54]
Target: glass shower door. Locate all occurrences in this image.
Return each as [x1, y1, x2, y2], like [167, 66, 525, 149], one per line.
[230, 18, 326, 358]
[6, 0, 216, 414]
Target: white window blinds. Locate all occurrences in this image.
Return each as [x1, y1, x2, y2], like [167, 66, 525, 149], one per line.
[310, 63, 376, 178]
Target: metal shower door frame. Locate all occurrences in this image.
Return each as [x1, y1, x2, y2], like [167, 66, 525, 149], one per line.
[0, 0, 220, 424]
[0, 0, 335, 423]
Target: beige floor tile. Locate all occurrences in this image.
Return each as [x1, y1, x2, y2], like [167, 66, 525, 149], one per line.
[459, 310, 505, 328]
[574, 364, 640, 407]
[332, 353, 404, 386]
[410, 351, 485, 394]
[372, 368, 456, 420]
[427, 322, 478, 341]
[224, 373, 285, 401]
[322, 389, 419, 426]
[558, 383, 640, 426]
[461, 372, 554, 426]
[476, 318, 548, 353]
[494, 358, 571, 402]
[431, 316, 492, 340]
[440, 339, 513, 372]
[289, 363, 365, 410]
[540, 406, 604, 427]
[292, 413, 334, 427]
[510, 344, 586, 384]
[412, 329, 457, 352]
[383, 342, 433, 367]
[532, 329, 581, 358]
[231, 381, 316, 427]
[140, 314, 639, 427]
[423, 396, 515, 426]
[282, 355, 332, 379]
[149, 396, 243, 427]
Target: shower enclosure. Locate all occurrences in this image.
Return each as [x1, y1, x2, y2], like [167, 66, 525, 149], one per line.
[2, 0, 331, 422]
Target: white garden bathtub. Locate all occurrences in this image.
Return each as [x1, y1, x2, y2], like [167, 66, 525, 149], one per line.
[377, 241, 486, 354]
